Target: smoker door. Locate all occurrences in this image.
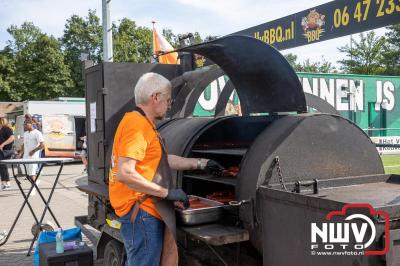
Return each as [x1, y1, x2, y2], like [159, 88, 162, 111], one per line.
[85, 64, 106, 184]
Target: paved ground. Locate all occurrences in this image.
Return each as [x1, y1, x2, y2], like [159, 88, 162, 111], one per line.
[0, 162, 103, 266]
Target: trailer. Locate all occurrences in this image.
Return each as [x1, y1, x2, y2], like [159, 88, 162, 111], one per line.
[22, 99, 85, 117]
[76, 36, 400, 265]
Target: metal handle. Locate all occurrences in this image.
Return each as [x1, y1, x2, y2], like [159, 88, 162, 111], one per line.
[228, 199, 251, 206]
[293, 178, 319, 194]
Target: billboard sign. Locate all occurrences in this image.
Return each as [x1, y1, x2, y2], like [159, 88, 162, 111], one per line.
[234, 0, 400, 50]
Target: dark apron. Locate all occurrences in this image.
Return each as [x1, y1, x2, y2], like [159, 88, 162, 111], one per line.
[129, 107, 178, 266]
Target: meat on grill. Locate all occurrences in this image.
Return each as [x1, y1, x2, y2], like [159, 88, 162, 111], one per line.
[174, 197, 211, 209]
[206, 191, 235, 204]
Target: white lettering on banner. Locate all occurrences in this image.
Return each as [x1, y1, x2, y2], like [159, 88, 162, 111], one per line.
[198, 80, 219, 111]
[319, 78, 335, 107]
[336, 79, 349, 111]
[312, 78, 319, 96]
[196, 76, 397, 113]
[299, 77, 364, 111]
[302, 77, 312, 94]
[376, 81, 396, 111]
[349, 80, 364, 111]
[371, 136, 400, 155]
[217, 76, 226, 90]
[302, 78, 319, 95]
[383, 81, 395, 111]
[229, 90, 235, 101]
[375, 81, 383, 111]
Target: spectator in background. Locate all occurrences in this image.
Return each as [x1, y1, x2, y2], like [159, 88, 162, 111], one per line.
[80, 135, 88, 173]
[0, 117, 15, 190]
[25, 113, 43, 172]
[17, 118, 44, 195]
[24, 114, 42, 131]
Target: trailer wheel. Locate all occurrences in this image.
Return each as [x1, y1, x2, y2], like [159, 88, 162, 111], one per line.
[104, 239, 124, 266]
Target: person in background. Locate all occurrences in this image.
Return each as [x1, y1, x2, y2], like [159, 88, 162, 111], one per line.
[24, 114, 42, 131]
[17, 118, 45, 195]
[0, 117, 15, 190]
[25, 113, 44, 172]
[80, 135, 88, 173]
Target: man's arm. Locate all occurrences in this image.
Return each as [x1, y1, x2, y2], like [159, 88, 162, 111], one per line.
[167, 154, 208, 171]
[29, 141, 44, 156]
[116, 157, 168, 198]
[0, 135, 15, 150]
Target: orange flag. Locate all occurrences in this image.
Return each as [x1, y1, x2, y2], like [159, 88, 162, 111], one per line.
[152, 25, 179, 64]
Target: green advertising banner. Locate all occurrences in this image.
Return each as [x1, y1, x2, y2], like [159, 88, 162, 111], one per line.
[234, 0, 400, 50]
[193, 73, 400, 139]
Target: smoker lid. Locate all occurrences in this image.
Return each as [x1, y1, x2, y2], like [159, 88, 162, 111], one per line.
[178, 35, 307, 114]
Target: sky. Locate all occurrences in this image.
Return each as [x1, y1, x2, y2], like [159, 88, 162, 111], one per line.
[0, 0, 388, 67]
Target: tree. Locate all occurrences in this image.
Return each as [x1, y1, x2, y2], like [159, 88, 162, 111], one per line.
[6, 22, 42, 52]
[300, 58, 336, 73]
[162, 28, 179, 47]
[284, 53, 301, 71]
[338, 31, 386, 74]
[3, 22, 73, 101]
[162, 29, 210, 48]
[284, 53, 336, 73]
[0, 47, 15, 101]
[60, 10, 102, 96]
[113, 18, 152, 63]
[381, 24, 400, 75]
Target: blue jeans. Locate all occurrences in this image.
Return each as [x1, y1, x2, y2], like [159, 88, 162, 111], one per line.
[119, 208, 164, 266]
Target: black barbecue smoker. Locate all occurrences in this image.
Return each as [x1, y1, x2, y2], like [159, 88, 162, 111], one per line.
[76, 36, 400, 266]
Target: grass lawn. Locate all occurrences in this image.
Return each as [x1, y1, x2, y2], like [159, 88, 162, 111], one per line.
[381, 154, 400, 174]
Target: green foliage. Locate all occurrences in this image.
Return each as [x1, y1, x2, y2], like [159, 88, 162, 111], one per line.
[381, 24, 400, 75]
[12, 33, 73, 101]
[162, 29, 213, 48]
[0, 47, 15, 101]
[60, 10, 102, 96]
[284, 53, 336, 73]
[300, 58, 336, 73]
[113, 18, 152, 63]
[0, 14, 215, 101]
[7, 22, 42, 52]
[162, 28, 179, 47]
[338, 31, 386, 75]
[1, 22, 73, 101]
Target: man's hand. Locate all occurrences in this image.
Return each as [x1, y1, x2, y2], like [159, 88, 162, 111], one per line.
[0, 144, 3, 150]
[165, 189, 189, 208]
[29, 150, 35, 156]
[205, 160, 225, 175]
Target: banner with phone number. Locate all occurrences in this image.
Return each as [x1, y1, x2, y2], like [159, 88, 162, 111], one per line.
[234, 0, 400, 50]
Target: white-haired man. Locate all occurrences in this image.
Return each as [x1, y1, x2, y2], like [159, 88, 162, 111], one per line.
[108, 72, 224, 265]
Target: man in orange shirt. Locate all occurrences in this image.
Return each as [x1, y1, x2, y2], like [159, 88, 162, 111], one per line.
[109, 72, 223, 266]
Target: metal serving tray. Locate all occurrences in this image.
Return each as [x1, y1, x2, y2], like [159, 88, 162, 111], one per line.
[176, 195, 224, 226]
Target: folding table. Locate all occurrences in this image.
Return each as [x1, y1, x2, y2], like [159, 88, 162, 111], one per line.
[0, 157, 74, 256]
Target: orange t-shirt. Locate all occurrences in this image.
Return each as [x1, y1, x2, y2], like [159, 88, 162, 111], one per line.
[108, 112, 162, 219]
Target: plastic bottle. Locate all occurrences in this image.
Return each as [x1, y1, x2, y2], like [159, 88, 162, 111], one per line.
[55, 228, 64, 253]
